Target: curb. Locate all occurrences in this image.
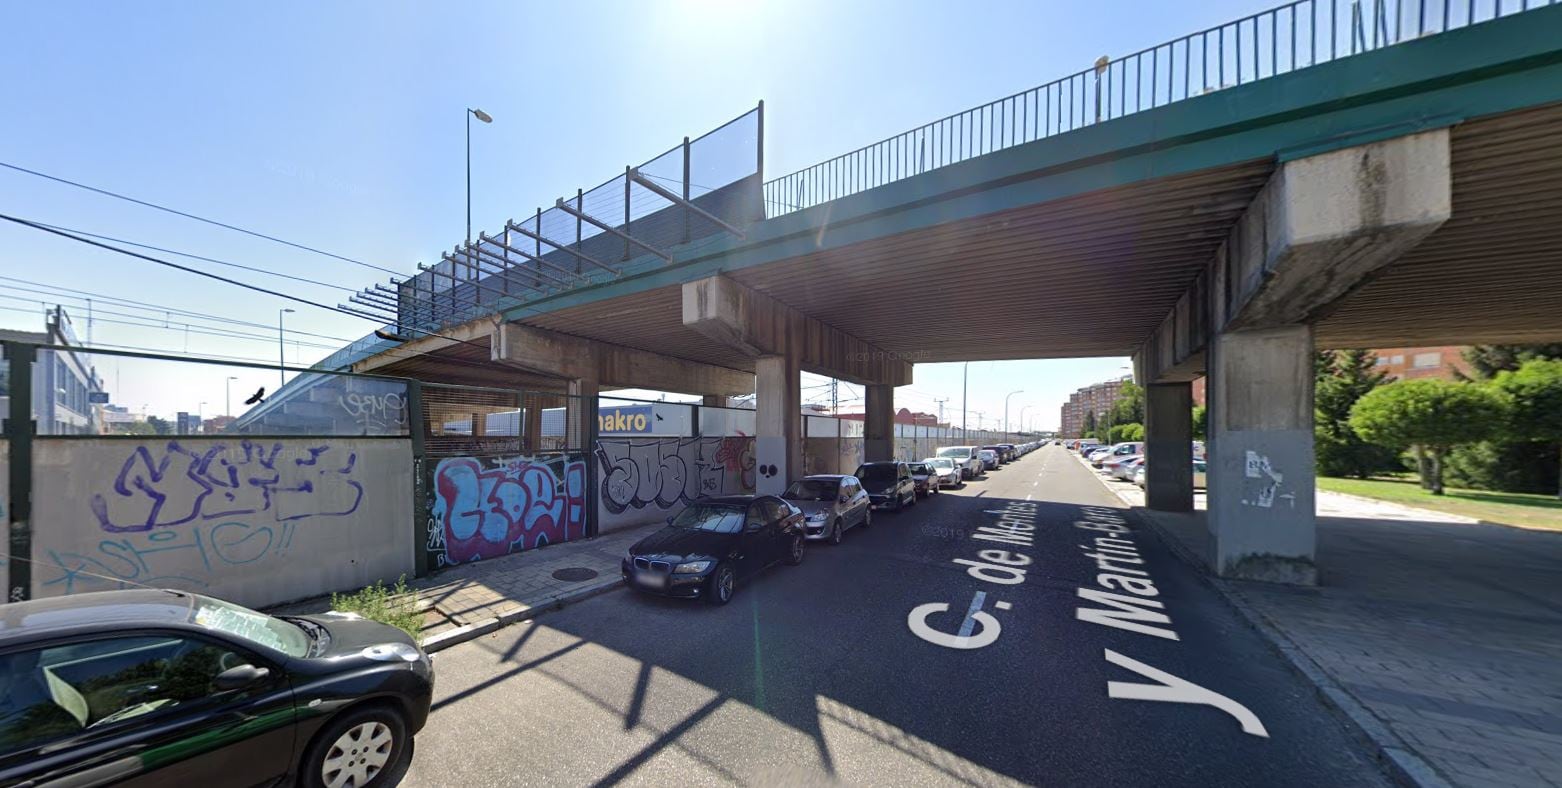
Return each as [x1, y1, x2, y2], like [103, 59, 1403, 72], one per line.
[422, 577, 624, 653]
[1074, 459, 1450, 787]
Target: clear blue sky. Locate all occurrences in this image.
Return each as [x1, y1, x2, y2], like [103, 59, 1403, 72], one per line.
[0, 0, 1269, 428]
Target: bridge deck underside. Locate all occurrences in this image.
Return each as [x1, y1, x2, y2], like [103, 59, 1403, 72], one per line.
[401, 103, 1562, 383]
[513, 160, 1275, 367]
[1316, 102, 1562, 349]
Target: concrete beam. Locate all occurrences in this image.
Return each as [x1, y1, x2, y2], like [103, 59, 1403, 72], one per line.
[493, 322, 754, 397]
[682, 274, 913, 386]
[350, 317, 499, 374]
[1135, 129, 1451, 383]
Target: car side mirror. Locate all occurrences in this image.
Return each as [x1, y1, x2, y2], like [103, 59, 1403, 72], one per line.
[838, 494, 850, 504]
[666, 515, 675, 525]
[213, 664, 270, 692]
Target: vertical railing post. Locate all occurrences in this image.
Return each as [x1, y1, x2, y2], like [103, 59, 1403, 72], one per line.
[756, 100, 765, 188]
[406, 379, 429, 578]
[623, 166, 632, 261]
[682, 135, 692, 244]
[6, 341, 36, 602]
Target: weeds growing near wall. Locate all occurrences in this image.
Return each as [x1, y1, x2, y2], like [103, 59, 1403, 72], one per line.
[331, 576, 423, 642]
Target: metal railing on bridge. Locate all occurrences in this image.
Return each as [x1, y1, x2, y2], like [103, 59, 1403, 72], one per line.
[761, 0, 1550, 216]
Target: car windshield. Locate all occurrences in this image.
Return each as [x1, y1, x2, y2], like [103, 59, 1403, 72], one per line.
[927, 458, 954, 469]
[784, 479, 840, 501]
[936, 447, 969, 458]
[855, 465, 895, 482]
[907, 463, 929, 474]
[670, 503, 746, 533]
[191, 595, 310, 658]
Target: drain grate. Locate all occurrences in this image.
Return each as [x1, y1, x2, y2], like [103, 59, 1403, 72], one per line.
[551, 567, 599, 582]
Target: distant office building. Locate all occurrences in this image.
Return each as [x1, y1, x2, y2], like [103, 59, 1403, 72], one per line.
[1059, 377, 1129, 438]
[0, 307, 106, 434]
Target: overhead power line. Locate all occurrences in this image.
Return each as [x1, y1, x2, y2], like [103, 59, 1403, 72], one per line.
[21, 221, 360, 293]
[0, 160, 402, 275]
[0, 278, 359, 343]
[0, 213, 517, 373]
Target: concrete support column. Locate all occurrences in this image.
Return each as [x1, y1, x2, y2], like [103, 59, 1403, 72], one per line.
[754, 354, 801, 495]
[864, 384, 895, 462]
[566, 376, 599, 451]
[523, 403, 543, 454]
[1145, 382, 1194, 512]
[1207, 325, 1316, 584]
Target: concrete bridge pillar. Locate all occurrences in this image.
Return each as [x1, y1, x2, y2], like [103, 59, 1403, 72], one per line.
[864, 384, 895, 462]
[1207, 326, 1316, 583]
[1135, 128, 1452, 584]
[683, 274, 913, 494]
[755, 354, 801, 495]
[1144, 382, 1194, 512]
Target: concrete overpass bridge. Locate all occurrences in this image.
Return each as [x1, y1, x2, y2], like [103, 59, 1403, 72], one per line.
[327, 0, 1562, 583]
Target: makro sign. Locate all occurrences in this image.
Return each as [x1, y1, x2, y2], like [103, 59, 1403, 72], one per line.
[598, 405, 653, 434]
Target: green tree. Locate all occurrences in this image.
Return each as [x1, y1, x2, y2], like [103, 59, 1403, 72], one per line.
[1491, 359, 1562, 499]
[1314, 349, 1399, 479]
[1108, 423, 1144, 443]
[1082, 410, 1097, 440]
[1349, 380, 1506, 495]
[146, 415, 172, 435]
[1191, 405, 1207, 441]
[1458, 344, 1562, 381]
[1108, 382, 1145, 426]
[1446, 344, 1562, 494]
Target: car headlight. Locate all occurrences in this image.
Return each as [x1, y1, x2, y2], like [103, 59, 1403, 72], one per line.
[806, 511, 827, 522]
[674, 560, 712, 573]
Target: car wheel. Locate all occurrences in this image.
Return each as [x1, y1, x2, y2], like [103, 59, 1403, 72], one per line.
[908, 489, 917, 507]
[862, 507, 872, 528]
[786, 533, 804, 565]
[706, 564, 736, 606]
[303, 705, 408, 788]
[830, 519, 844, 545]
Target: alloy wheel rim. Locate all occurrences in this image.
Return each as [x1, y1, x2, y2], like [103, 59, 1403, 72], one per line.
[718, 569, 733, 600]
[791, 536, 803, 561]
[322, 721, 393, 788]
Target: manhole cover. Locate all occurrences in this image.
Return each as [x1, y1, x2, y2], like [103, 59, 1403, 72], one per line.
[552, 567, 599, 582]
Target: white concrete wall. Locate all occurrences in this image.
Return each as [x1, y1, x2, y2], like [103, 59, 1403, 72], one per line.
[30, 437, 415, 609]
[595, 436, 755, 533]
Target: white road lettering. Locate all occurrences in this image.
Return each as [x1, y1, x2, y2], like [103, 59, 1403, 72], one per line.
[1103, 649, 1270, 738]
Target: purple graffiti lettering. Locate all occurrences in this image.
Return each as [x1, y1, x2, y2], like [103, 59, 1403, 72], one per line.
[92, 441, 364, 533]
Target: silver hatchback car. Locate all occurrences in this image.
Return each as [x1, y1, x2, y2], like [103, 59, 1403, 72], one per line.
[781, 474, 871, 545]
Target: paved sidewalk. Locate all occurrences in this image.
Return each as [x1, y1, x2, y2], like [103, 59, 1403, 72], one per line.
[1078, 455, 1562, 787]
[272, 522, 658, 651]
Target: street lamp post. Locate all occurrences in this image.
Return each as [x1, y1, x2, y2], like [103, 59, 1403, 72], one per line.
[278, 308, 295, 389]
[1004, 390, 1024, 441]
[1019, 405, 1031, 439]
[467, 108, 493, 244]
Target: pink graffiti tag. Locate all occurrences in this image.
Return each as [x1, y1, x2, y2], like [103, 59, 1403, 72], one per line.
[432, 457, 586, 564]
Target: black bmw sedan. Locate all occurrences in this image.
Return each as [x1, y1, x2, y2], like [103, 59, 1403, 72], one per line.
[623, 494, 805, 605]
[0, 588, 433, 788]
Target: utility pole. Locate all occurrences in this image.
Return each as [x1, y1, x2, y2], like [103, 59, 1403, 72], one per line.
[934, 397, 948, 426]
[830, 379, 838, 415]
[961, 362, 969, 441]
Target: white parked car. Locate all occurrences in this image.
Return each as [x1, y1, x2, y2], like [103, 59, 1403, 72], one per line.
[935, 446, 985, 479]
[922, 457, 963, 489]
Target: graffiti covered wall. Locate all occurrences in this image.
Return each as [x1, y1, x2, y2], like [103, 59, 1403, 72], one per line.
[595, 436, 755, 532]
[425, 453, 588, 570]
[30, 438, 414, 609]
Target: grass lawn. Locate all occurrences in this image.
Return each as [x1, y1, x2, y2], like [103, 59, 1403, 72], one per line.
[1318, 476, 1562, 531]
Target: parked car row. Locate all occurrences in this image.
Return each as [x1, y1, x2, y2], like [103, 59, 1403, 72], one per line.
[1074, 439, 1208, 491]
[623, 441, 1047, 607]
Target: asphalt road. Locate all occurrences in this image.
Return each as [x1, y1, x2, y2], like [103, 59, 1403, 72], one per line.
[400, 445, 1390, 787]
